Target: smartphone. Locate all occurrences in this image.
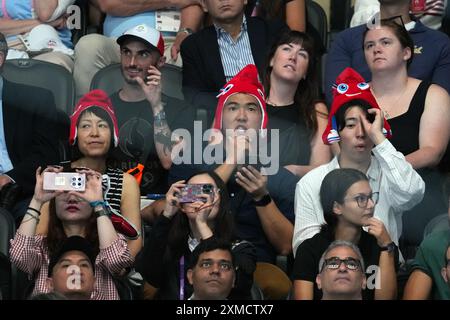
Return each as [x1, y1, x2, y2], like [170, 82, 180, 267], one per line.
[43, 172, 86, 191]
[178, 184, 214, 203]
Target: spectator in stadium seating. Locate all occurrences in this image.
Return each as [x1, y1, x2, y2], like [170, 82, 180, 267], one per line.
[364, 18, 450, 246]
[263, 30, 331, 177]
[36, 89, 142, 258]
[0, 0, 75, 70]
[187, 239, 237, 300]
[73, 0, 204, 96]
[0, 32, 60, 217]
[46, 236, 96, 300]
[180, 0, 286, 125]
[170, 64, 298, 299]
[316, 240, 367, 300]
[138, 170, 256, 300]
[10, 166, 133, 299]
[403, 174, 450, 300]
[292, 168, 398, 300]
[107, 24, 194, 197]
[292, 68, 425, 257]
[325, 0, 450, 105]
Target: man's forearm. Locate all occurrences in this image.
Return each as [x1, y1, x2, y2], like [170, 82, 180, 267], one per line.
[96, 0, 199, 16]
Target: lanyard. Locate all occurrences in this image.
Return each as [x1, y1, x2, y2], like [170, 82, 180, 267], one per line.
[1, 0, 10, 19]
[179, 256, 185, 300]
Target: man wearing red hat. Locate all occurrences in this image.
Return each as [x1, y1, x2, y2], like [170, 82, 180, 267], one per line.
[170, 64, 298, 299]
[293, 68, 425, 260]
[107, 24, 195, 196]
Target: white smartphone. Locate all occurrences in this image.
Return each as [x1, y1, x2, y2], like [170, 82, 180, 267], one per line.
[43, 172, 86, 191]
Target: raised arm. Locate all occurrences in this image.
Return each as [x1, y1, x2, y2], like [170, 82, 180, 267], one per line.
[285, 0, 306, 32]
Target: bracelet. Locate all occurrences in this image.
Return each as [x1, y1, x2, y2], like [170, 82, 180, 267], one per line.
[95, 207, 111, 218]
[25, 211, 40, 224]
[178, 27, 193, 36]
[89, 200, 106, 208]
[27, 207, 41, 216]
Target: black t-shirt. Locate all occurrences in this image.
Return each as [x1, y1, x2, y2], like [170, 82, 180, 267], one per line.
[266, 103, 312, 166]
[109, 92, 195, 194]
[292, 230, 384, 300]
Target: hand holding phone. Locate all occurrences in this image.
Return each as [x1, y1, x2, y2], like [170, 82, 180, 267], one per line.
[178, 184, 214, 203]
[43, 172, 86, 191]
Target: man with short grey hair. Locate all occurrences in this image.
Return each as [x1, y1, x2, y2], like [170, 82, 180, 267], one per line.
[316, 240, 366, 300]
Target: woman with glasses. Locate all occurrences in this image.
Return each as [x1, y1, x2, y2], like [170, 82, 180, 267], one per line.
[137, 171, 257, 300]
[364, 19, 450, 246]
[292, 168, 398, 300]
[10, 166, 134, 299]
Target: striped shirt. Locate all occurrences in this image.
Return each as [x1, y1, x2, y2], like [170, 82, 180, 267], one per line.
[103, 167, 123, 213]
[9, 233, 133, 300]
[215, 15, 256, 82]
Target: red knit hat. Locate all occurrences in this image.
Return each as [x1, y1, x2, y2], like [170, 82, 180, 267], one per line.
[322, 67, 392, 145]
[213, 64, 268, 131]
[69, 89, 119, 147]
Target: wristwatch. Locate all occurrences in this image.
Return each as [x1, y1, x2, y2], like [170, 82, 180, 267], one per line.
[253, 194, 272, 207]
[379, 242, 397, 253]
[94, 205, 111, 218]
[178, 27, 194, 36]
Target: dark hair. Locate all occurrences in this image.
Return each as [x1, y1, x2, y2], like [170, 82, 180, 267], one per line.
[320, 168, 369, 236]
[363, 19, 414, 67]
[167, 171, 234, 259]
[334, 99, 373, 132]
[70, 106, 116, 163]
[189, 238, 235, 270]
[46, 197, 99, 259]
[264, 30, 322, 134]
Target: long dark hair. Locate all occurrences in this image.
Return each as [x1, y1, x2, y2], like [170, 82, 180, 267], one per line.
[320, 168, 368, 237]
[46, 197, 99, 258]
[70, 106, 116, 164]
[264, 30, 322, 134]
[167, 171, 234, 259]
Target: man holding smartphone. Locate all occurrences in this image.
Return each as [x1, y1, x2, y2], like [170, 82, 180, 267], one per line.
[170, 64, 299, 299]
[106, 24, 195, 196]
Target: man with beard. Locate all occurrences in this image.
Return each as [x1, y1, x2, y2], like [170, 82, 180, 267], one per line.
[110, 24, 194, 195]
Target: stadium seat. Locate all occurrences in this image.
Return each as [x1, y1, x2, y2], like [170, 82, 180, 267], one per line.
[90, 63, 184, 100]
[3, 59, 75, 114]
[306, 0, 328, 50]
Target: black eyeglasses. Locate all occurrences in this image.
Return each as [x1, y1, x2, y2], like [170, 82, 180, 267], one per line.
[343, 192, 379, 208]
[321, 257, 362, 272]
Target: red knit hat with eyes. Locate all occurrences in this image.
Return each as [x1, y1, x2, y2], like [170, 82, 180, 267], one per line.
[322, 67, 392, 145]
[69, 89, 119, 147]
[213, 64, 268, 130]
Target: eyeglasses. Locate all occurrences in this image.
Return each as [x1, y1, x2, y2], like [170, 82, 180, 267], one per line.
[321, 257, 362, 272]
[199, 259, 234, 272]
[343, 192, 379, 208]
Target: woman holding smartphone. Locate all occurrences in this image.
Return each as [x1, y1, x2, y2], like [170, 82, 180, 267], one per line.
[37, 90, 142, 258]
[138, 170, 257, 300]
[292, 168, 398, 300]
[10, 166, 133, 299]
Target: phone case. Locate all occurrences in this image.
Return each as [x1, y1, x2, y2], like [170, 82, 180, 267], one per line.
[43, 172, 86, 191]
[178, 184, 213, 203]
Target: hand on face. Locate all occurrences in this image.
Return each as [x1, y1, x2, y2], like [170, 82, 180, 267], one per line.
[135, 65, 162, 108]
[225, 132, 251, 165]
[365, 217, 392, 247]
[359, 108, 386, 146]
[235, 165, 268, 201]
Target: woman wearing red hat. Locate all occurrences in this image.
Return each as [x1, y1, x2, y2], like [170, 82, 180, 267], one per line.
[36, 90, 142, 259]
[263, 30, 331, 177]
[363, 19, 450, 246]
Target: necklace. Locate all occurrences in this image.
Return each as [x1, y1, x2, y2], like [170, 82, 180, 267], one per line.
[371, 80, 408, 120]
[266, 98, 294, 107]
